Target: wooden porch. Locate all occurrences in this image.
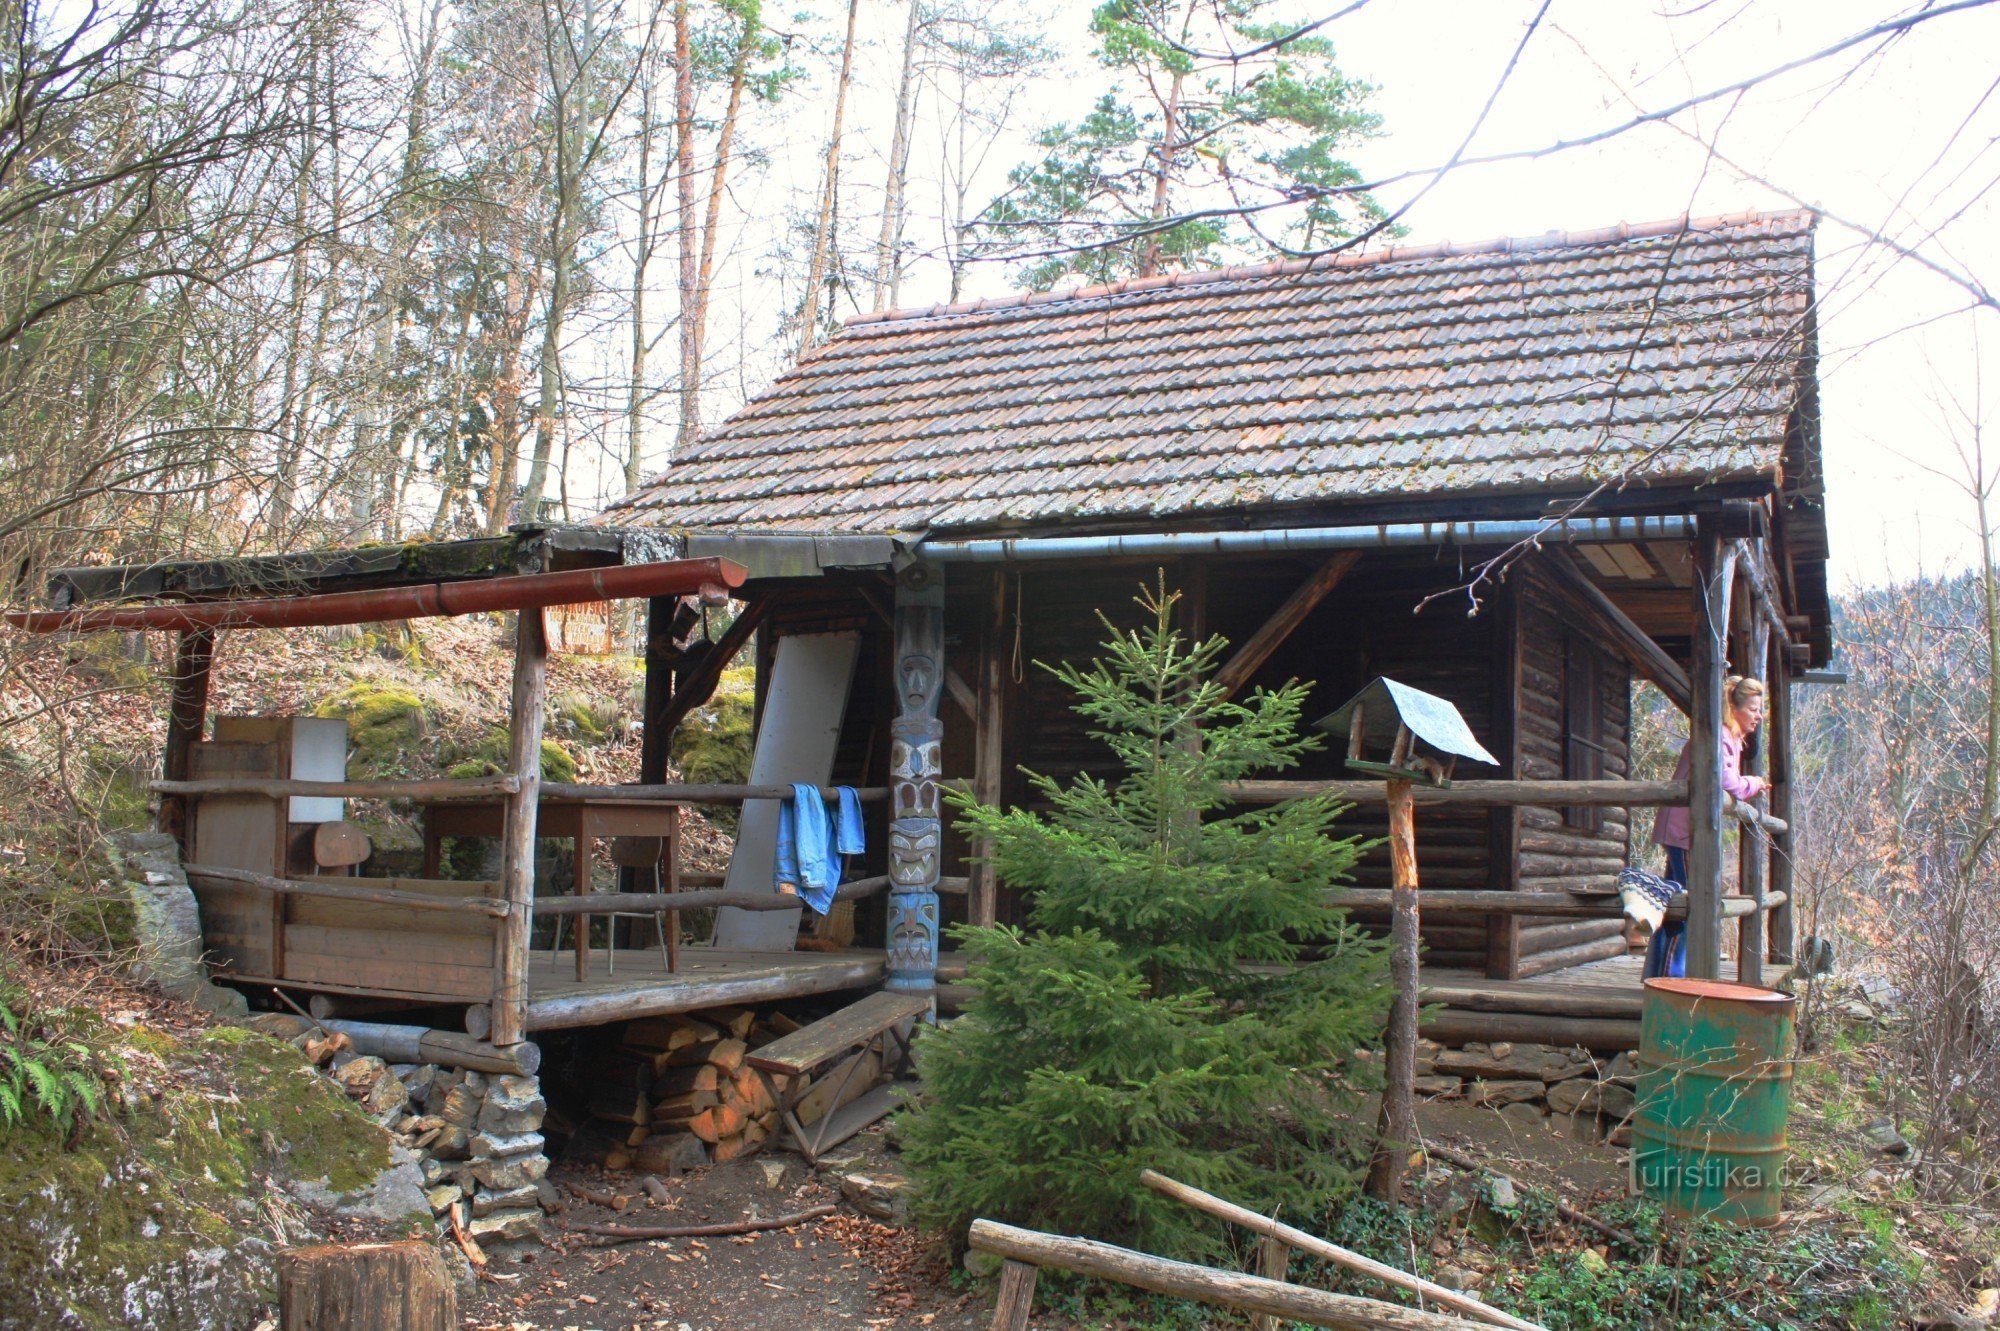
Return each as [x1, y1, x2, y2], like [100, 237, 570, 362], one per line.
[521, 946, 884, 1033]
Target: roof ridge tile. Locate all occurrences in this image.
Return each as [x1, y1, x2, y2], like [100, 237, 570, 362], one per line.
[843, 207, 1811, 331]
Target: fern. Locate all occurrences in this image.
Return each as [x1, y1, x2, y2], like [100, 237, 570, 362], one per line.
[0, 984, 108, 1140]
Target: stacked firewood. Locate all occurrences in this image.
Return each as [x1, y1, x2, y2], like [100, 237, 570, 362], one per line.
[591, 1007, 791, 1165]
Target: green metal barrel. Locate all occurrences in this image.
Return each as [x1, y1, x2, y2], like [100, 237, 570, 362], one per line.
[1632, 977, 1795, 1226]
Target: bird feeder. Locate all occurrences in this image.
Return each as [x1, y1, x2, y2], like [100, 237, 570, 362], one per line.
[1314, 676, 1498, 787]
[1313, 678, 1497, 1205]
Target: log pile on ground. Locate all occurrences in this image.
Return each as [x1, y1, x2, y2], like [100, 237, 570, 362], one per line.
[588, 1006, 883, 1167]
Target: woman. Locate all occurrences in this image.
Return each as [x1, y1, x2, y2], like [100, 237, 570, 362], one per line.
[1647, 675, 1770, 979]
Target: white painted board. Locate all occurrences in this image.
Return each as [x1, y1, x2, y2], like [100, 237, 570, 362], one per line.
[288, 717, 348, 823]
[710, 631, 861, 951]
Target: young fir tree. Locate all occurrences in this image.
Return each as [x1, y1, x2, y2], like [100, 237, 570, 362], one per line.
[900, 579, 1391, 1256]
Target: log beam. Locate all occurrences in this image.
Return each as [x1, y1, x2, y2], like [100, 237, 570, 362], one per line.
[159, 628, 215, 850]
[1686, 527, 1736, 980]
[1365, 777, 1419, 1204]
[655, 597, 771, 740]
[966, 1220, 1478, 1331]
[493, 609, 548, 1046]
[1543, 550, 1692, 713]
[1213, 551, 1362, 699]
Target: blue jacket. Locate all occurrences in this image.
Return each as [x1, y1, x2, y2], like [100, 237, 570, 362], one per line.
[774, 785, 866, 915]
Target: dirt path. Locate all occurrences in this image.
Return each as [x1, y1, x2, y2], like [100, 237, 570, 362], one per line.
[461, 1154, 994, 1331]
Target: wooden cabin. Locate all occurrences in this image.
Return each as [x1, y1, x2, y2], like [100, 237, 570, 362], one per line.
[16, 210, 1829, 1056]
[602, 209, 1830, 1045]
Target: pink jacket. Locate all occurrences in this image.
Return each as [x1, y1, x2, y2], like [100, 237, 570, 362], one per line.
[1653, 729, 1761, 849]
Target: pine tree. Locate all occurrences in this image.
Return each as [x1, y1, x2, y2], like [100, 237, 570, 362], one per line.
[900, 578, 1390, 1256]
[978, 0, 1384, 291]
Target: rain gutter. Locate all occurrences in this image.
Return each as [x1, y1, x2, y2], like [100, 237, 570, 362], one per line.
[6, 557, 747, 635]
[915, 515, 1699, 563]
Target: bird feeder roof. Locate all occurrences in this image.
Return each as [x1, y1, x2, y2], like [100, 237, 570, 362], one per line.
[1315, 677, 1499, 767]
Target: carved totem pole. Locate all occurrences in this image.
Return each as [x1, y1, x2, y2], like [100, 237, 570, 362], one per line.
[886, 561, 943, 993]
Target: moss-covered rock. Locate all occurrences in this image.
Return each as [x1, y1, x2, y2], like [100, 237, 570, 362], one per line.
[671, 667, 754, 831]
[0, 1023, 412, 1330]
[311, 682, 429, 779]
[442, 728, 576, 785]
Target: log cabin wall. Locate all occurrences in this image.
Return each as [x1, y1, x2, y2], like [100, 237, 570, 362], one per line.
[973, 555, 1507, 964]
[1512, 563, 1633, 978]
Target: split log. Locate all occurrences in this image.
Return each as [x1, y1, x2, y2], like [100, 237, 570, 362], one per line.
[991, 1260, 1039, 1331]
[706, 1038, 747, 1074]
[564, 1204, 836, 1242]
[655, 1088, 721, 1121]
[734, 1067, 775, 1118]
[1139, 1171, 1545, 1331]
[967, 1220, 1483, 1331]
[278, 1241, 456, 1331]
[688, 1103, 745, 1143]
[587, 1051, 656, 1126]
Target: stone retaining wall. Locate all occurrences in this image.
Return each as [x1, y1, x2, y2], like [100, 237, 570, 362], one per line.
[248, 1014, 554, 1257]
[1389, 1039, 1640, 1146]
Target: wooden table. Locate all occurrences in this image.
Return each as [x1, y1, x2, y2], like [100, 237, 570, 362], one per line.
[421, 797, 684, 980]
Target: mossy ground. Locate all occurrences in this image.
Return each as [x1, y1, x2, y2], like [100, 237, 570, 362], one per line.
[0, 1019, 396, 1330]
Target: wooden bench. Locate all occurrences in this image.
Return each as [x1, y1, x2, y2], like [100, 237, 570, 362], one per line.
[746, 989, 931, 1164]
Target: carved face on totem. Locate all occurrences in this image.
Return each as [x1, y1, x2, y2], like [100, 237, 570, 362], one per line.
[887, 895, 938, 971]
[888, 818, 940, 887]
[899, 653, 939, 713]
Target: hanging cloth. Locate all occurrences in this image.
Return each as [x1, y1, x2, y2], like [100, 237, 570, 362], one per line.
[774, 785, 867, 916]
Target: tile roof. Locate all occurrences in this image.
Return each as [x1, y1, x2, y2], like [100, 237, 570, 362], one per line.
[609, 210, 1817, 536]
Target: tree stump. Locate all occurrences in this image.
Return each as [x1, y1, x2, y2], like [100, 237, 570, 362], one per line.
[278, 1241, 456, 1330]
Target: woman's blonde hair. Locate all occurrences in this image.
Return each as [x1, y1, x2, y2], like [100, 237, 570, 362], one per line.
[1725, 675, 1767, 708]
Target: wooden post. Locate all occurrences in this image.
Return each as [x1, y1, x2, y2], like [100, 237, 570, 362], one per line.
[1251, 1237, 1290, 1331]
[1767, 630, 1796, 967]
[1364, 777, 1419, 1202]
[887, 561, 944, 994]
[1737, 606, 1772, 986]
[492, 609, 548, 1047]
[638, 596, 679, 786]
[158, 628, 215, 850]
[989, 1259, 1039, 1331]
[968, 569, 1008, 928]
[1486, 579, 1521, 979]
[1686, 527, 1736, 981]
[278, 1240, 455, 1330]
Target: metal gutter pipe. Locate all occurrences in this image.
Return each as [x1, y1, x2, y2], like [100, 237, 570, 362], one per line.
[5, 556, 748, 635]
[916, 516, 1699, 563]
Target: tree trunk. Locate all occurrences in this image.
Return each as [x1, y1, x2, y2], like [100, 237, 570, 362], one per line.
[797, 0, 862, 353]
[1364, 777, 1419, 1203]
[277, 1241, 455, 1330]
[673, 0, 700, 451]
[687, 12, 756, 411]
[872, 0, 923, 312]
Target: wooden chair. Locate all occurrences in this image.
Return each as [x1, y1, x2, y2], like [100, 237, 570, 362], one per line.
[547, 837, 677, 975]
[311, 821, 371, 875]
